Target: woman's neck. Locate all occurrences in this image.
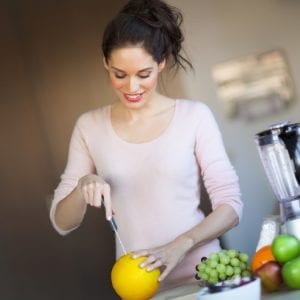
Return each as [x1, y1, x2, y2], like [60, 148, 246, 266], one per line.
[112, 94, 175, 123]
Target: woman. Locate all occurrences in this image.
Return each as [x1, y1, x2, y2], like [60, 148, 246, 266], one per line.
[50, 0, 243, 290]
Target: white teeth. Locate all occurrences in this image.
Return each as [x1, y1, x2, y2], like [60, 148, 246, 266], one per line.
[126, 94, 142, 100]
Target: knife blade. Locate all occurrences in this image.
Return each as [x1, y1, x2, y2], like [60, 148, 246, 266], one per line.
[102, 196, 127, 255]
[108, 216, 127, 255]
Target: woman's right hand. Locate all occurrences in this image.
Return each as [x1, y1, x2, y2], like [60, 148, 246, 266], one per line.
[77, 174, 113, 220]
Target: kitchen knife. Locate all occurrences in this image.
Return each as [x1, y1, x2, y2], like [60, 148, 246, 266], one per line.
[102, 196, 127, 255]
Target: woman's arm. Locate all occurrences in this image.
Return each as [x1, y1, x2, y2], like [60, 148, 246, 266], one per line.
[181, 203, 238, 252]
[54, 175, 112, 232]
[133, 203, 238, 281]
[50, 113, 113, 234]
[54, 185, 87, 232]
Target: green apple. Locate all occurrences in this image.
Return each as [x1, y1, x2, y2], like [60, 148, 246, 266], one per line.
[272, 234, 300, 264]
[282, 256, 300, 289]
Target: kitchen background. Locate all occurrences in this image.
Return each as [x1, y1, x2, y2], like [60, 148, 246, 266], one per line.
[0, 0, 299, 299]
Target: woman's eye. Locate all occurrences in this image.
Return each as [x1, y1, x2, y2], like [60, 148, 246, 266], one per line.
[115, 73, 126, 79]
[139, 73, 151, 79]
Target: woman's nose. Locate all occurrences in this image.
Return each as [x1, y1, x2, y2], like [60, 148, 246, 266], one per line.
[128, 77, 139, 92]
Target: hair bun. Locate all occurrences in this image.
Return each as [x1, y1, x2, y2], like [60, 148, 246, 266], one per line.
[121, 0, 176, 28]
[102, 0, 192, 71]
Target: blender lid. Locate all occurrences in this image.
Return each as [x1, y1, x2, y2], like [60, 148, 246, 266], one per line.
[255, 121, 290, 146]
[255, 121, 300, 146]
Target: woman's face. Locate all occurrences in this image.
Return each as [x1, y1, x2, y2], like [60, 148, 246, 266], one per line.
[104, 46, 165, 109]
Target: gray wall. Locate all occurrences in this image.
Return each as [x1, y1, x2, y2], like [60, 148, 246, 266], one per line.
[168, 0, 300, 255]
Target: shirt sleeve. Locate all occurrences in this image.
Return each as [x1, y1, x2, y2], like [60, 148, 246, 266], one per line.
[49, 114, 96, 235]
[195, 104, 243, 221]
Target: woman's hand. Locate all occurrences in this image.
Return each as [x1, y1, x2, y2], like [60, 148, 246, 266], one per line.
[77, 174, 113, 220]
[132, 235, 194, 282]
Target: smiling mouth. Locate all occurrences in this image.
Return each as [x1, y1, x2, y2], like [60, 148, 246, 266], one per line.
[124, 93, 144, 102]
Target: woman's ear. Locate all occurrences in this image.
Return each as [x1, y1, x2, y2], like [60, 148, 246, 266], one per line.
[103, 57, 109, 70]
[158, 59, 166, 72]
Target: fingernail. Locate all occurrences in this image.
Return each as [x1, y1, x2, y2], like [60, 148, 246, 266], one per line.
[140, 263, 145, 268]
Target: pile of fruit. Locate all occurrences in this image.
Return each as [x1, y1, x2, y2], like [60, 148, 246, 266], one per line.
[195, 249, 251, 284]
[252, 233, 300, 292]
[195, 234, 300, 293]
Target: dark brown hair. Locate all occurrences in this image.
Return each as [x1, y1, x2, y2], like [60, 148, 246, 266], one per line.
[102, 0, 193, 71]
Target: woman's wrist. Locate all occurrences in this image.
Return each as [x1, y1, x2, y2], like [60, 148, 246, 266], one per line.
[176, 233, 195, 253]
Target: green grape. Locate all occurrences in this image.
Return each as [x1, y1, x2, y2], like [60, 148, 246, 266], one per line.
[227, 249, 239, 258]
[199, 267, 207, 276]
[195, 248, 252, 284]
[239, 252, 249, 263]
[220, 255, 230, 265]
[230, 257, 240, 267]
[225, 265, 234, 276]
[198, 263, 206, 272]
[216, 254, 224, 262]
[218, 272, 226, 281]
[208, 259, 218, 269]
[208, 276, 218, 284]
[239, 262, 247, 270]
[205, 266, 212, 274]
[242, 270, 251, 277]
[209, 269, 218, 278]
[216, 263, 226, 274]
[218, 249, 227, 257]
[209, 253, 219, 262]
[233, 266, 241, 275]
[197, 270, 204, 278]
[201, 273, 209, 281]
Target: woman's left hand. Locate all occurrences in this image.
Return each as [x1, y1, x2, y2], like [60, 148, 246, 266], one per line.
[132, 235, 194, 282]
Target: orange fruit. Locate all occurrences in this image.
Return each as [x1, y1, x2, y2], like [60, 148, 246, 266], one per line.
[111, 253, 160, 300]
[251, 245, 276, 272]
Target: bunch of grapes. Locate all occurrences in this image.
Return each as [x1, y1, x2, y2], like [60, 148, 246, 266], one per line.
[195, 249, 251, 285]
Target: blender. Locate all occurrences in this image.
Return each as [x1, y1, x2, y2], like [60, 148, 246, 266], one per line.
[255, 121, 300, 239]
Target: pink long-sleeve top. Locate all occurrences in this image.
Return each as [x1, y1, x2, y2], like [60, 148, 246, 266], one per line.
[50, 99, 243, 287]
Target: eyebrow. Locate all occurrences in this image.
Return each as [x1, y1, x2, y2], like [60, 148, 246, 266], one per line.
[111, 66, 154, 73]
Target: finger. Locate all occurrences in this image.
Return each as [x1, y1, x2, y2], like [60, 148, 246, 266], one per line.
[82, 185, 90, 205]
[86, 183, 95, 206]
[140, 255, 157, 268]
[102, 183, 112, 220]
[158, 265, 173, 282]
[146, 259, 163, 272]
[132, 250, 149, 259]
[94, 182, 102, 207]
